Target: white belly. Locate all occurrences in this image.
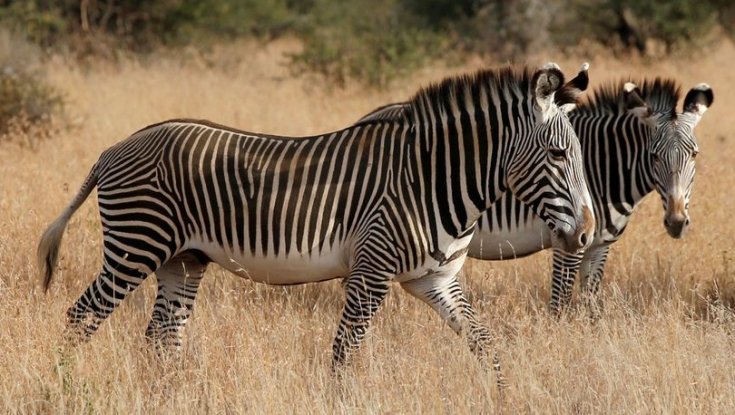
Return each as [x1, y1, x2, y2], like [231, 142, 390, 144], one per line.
[395, 228, 475, 283]
[191, 240, 350, 285]
[187, 225, 478, 285]
[467, 217, 552, 260]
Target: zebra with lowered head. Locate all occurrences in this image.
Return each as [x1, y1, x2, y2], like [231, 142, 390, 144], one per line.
[357, 78, 713, 317]
[38, 62, 595, 387]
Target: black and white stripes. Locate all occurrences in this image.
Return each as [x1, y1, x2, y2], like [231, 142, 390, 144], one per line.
[355, 77, 713, 317]
[38, 63, 594, 386]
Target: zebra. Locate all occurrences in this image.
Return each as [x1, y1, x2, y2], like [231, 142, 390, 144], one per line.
[38, 63, 595, 385]
[356, 78, 714, 317]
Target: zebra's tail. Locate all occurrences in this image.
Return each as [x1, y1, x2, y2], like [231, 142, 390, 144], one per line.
[38, 165, 99, 293]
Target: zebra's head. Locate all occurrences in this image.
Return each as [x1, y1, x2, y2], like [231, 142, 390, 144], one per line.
[505, 63, 595, 253]
[624, 81, 714, 239]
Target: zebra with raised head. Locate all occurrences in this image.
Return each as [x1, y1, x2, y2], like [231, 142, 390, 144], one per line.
[38, 63, 594, 385]
[357, 78, 713, 317]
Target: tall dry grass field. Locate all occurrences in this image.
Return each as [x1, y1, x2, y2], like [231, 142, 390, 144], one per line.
[1, 39, 734, 413]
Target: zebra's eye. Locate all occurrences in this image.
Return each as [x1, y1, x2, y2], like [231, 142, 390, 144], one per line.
[651, 153, 660, 163]
[692, 150, 699, 160]
[548, 148, 566, 161]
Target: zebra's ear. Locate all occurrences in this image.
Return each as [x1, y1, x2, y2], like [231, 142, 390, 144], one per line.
[532, 62, 565, 121]
[624, 82, 657, 128]
[556, 62, 590, 113]
[682, 83, 713, 127]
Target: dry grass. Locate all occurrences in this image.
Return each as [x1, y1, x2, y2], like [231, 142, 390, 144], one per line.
[1, 38, 734, 413]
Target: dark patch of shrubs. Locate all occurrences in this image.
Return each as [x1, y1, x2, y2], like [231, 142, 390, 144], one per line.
[0, 0, 733, 88]
[0, 29, 63, 146]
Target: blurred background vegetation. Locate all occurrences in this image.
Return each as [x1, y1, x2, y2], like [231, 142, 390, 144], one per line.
[0, 0, 733, 140]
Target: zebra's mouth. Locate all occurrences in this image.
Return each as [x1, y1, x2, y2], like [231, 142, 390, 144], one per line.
[548, 223, 589, 254]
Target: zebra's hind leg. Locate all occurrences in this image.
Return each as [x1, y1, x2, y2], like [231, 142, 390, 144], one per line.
[145, 251, 208, 355]
[331, 271, 391, 370]
[65, 261, 149, 345]
[400, 274, 507, 391]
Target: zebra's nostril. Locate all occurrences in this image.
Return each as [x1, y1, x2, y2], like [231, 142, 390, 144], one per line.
[579, 233, 587, 247]
[685, 218, 690, 226]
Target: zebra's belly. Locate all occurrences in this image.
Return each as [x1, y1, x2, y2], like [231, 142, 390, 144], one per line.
[193, 240, 351, 285]
[467, 217, 552, 260]
[395, 228, 475, 283]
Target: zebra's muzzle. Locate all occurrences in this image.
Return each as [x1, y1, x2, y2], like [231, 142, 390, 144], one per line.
[557, 230, 588, 253]
[664, 196, 689, 239]
[664, 213, 689, 239]
[557, 205, 595, 253]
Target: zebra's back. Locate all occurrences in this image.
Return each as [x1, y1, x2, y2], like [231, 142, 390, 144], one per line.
[94, 119, 405, 283]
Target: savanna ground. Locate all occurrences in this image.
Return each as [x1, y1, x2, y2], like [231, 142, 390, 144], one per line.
[0, 38, 734, 413]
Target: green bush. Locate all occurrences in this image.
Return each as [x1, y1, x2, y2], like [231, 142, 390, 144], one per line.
[555, 0, 724, 54]
[401, 0, 481, 28]
[0, 0, 68, 47]
[0, 0, 301, 52]
[0, 70, 62, 128]
[290, 0, 446, 87]
[168, 0, 300, 41]
[0, 0, 732, 86]
[0, 29, 63, 143]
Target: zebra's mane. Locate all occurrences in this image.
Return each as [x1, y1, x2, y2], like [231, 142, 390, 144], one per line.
[406, 66, 535, 118]
[578, 78, 681, 119]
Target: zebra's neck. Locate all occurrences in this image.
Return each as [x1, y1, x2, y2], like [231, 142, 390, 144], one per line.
[405, 95, 517, 240]
[574, 112, 656, 219]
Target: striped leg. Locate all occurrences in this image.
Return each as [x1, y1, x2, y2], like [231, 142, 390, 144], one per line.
[400, 274, 506, 389]
[65, 261, 149, 343]
[548, 250, 584, 317]
[145, 252, 208, 353]
[578, 245, 610, 320]
[332, 270, 391, 369]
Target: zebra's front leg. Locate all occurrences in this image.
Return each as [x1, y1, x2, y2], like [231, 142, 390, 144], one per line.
[578, 245, 610, 320]
[145, 252, 208, 354]
[332, 271, 391, 369]
[548, 250, 584, 317]
[65, 261, 148, 344]
[400, 274, 506, 389]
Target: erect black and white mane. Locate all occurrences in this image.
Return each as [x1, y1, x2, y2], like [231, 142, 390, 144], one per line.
[355, 65, 584, 127]
[578, 78, 681, 118]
